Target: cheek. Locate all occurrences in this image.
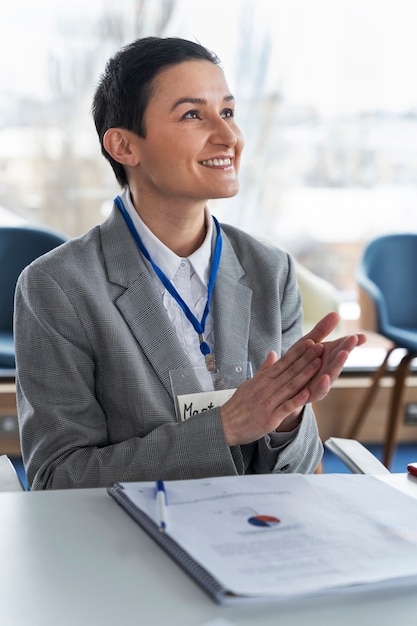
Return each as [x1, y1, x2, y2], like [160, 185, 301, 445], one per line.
[140, 142, 176, 174]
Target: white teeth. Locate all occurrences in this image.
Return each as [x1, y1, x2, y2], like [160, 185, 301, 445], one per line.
[201, 158, 232, 166]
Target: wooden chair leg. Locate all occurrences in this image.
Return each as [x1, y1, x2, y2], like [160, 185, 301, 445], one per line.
[314, 461, 323, 474]
[346, 347, 396, 439]
[383, 351, 416, 468]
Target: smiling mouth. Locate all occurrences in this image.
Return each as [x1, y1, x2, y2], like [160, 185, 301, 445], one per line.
[199, 157, 232, 167]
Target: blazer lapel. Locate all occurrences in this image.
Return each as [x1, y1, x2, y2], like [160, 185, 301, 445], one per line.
[213, 233, 252, 368]
[100, 207, 253, 394]
[100, 207, 194, 396]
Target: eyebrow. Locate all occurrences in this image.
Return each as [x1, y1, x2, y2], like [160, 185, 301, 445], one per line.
[170, 94, 235, 113]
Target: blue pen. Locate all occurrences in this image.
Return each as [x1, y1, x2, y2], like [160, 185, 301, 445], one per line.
[155, 480, 168, 533]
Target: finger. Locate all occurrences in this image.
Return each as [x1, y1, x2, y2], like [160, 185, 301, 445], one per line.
[303, 312, 340, 344]
[323, 350, 350, 383]
[315, 333, 359, 370]
[245, 344, 323, 426]
[309, 349, 351, 401]
[268, 339, 319, 379]
[271, 386, 312, 422]
[308, 373, 332, 402]
[267, 355, 323, 412]
[356, 333, 367, 346]
[270, 346, 325, 394]
[322, 334, 362, 371]
[258, 350, 278, 372]
[308, 333, 367, 404]
[330, 333, 367, 361]
[317, 331, 367, 361]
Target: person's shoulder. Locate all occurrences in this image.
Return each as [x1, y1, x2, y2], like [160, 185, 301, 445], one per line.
[220, 221, 290, 264]
[44, 224, 99, 258]
[23, 223, 102, 279]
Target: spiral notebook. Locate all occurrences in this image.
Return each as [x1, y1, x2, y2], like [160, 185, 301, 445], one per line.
[108, 473, 417, 606]
[109, 482, 230, 604]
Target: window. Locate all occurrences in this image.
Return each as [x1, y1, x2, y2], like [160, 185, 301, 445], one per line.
[2, 0, 416, 324]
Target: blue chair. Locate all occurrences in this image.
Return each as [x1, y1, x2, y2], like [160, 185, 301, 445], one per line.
[347, 233, 417, 468]
[0, 225, 67, 374]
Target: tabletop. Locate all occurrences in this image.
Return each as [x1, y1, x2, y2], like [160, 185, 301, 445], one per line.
[1, 473, 417, 626]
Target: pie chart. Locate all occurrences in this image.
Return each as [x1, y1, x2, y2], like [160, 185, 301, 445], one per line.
[247, 515, 281, 527]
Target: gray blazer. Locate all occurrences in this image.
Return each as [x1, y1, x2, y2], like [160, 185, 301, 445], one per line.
[14, 206, 323, 489]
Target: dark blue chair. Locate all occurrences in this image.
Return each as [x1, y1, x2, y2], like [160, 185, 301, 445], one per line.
[347, 233, 417, 468]
[0, 225, 67, 374]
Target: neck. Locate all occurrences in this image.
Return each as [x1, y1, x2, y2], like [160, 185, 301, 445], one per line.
[128, 189, 208, 257]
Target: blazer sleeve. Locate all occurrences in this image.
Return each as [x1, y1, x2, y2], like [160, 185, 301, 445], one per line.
[269, 253, 323, 474]
[14, 264, 241, 489]
[241, 249, 323, 475]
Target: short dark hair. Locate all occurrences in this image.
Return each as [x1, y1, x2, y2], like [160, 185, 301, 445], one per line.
[92, 36, 221, 187]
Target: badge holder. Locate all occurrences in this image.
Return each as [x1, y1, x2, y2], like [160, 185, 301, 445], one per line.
[170, 362, 253, 422]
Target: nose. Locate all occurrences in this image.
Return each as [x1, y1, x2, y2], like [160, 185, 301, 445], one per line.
[209, 117, 240, 148]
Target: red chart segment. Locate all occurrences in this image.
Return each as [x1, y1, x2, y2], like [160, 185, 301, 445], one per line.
[247, 515, 281, 528]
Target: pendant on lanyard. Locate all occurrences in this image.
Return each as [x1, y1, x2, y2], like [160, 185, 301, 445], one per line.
[114, 196, 222, 372]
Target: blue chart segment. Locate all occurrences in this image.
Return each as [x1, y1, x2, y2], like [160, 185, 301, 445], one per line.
[247, 515, 281, 528]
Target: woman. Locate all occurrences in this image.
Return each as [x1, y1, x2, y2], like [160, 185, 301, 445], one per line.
[14, 37, 365, 489]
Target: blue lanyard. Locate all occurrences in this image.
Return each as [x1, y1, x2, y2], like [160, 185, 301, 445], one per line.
[114, 196, 222, 366]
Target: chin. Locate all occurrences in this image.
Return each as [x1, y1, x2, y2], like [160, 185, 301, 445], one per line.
[213, 184, 240, 200]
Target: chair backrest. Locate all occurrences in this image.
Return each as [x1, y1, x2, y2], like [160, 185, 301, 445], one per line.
[0, 455, 24, 491]
[293, 258, 343, 335]
[357, 233, 417, 331]
[253, 233, 343, 336]
[0, 225, 67, 332]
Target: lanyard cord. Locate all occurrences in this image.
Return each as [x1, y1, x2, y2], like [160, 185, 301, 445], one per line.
[114, 195, 222, 357]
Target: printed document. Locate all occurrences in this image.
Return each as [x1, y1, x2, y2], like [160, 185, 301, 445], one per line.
[116, 473, 417, 600]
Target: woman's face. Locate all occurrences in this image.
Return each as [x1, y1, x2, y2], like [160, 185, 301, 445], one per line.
[133, 59, 244, 208]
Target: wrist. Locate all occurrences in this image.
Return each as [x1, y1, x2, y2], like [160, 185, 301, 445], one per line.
[275, 407, 303, 433]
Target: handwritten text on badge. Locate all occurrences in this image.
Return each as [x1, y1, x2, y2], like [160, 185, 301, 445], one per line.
[177, 389, 237, 421]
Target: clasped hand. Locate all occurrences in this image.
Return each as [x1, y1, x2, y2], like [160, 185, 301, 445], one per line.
[220, 312, 366, 446]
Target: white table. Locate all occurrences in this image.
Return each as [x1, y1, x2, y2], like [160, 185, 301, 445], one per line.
[1, 474, 417, 626]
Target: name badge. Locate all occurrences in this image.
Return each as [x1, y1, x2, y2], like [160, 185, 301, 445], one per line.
[170, 362, 252, 422]
[176, 388, 237, 422]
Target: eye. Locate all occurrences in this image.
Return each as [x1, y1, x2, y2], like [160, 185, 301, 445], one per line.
[181, 109, 201, 120]
[221, 108, 234, 119]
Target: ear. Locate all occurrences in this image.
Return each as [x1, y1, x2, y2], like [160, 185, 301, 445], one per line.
[103, 128, 141, 167]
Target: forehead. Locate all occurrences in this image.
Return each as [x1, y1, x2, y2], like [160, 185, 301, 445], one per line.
[149, 60, 231, 106]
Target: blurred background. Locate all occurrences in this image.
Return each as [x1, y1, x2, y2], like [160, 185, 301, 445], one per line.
[1, 0, 417, 326]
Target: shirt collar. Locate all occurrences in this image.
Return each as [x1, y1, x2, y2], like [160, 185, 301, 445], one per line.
[119, 186, 213, 285]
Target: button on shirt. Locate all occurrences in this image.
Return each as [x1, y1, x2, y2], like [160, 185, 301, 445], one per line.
[120, 187, 215, 369]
